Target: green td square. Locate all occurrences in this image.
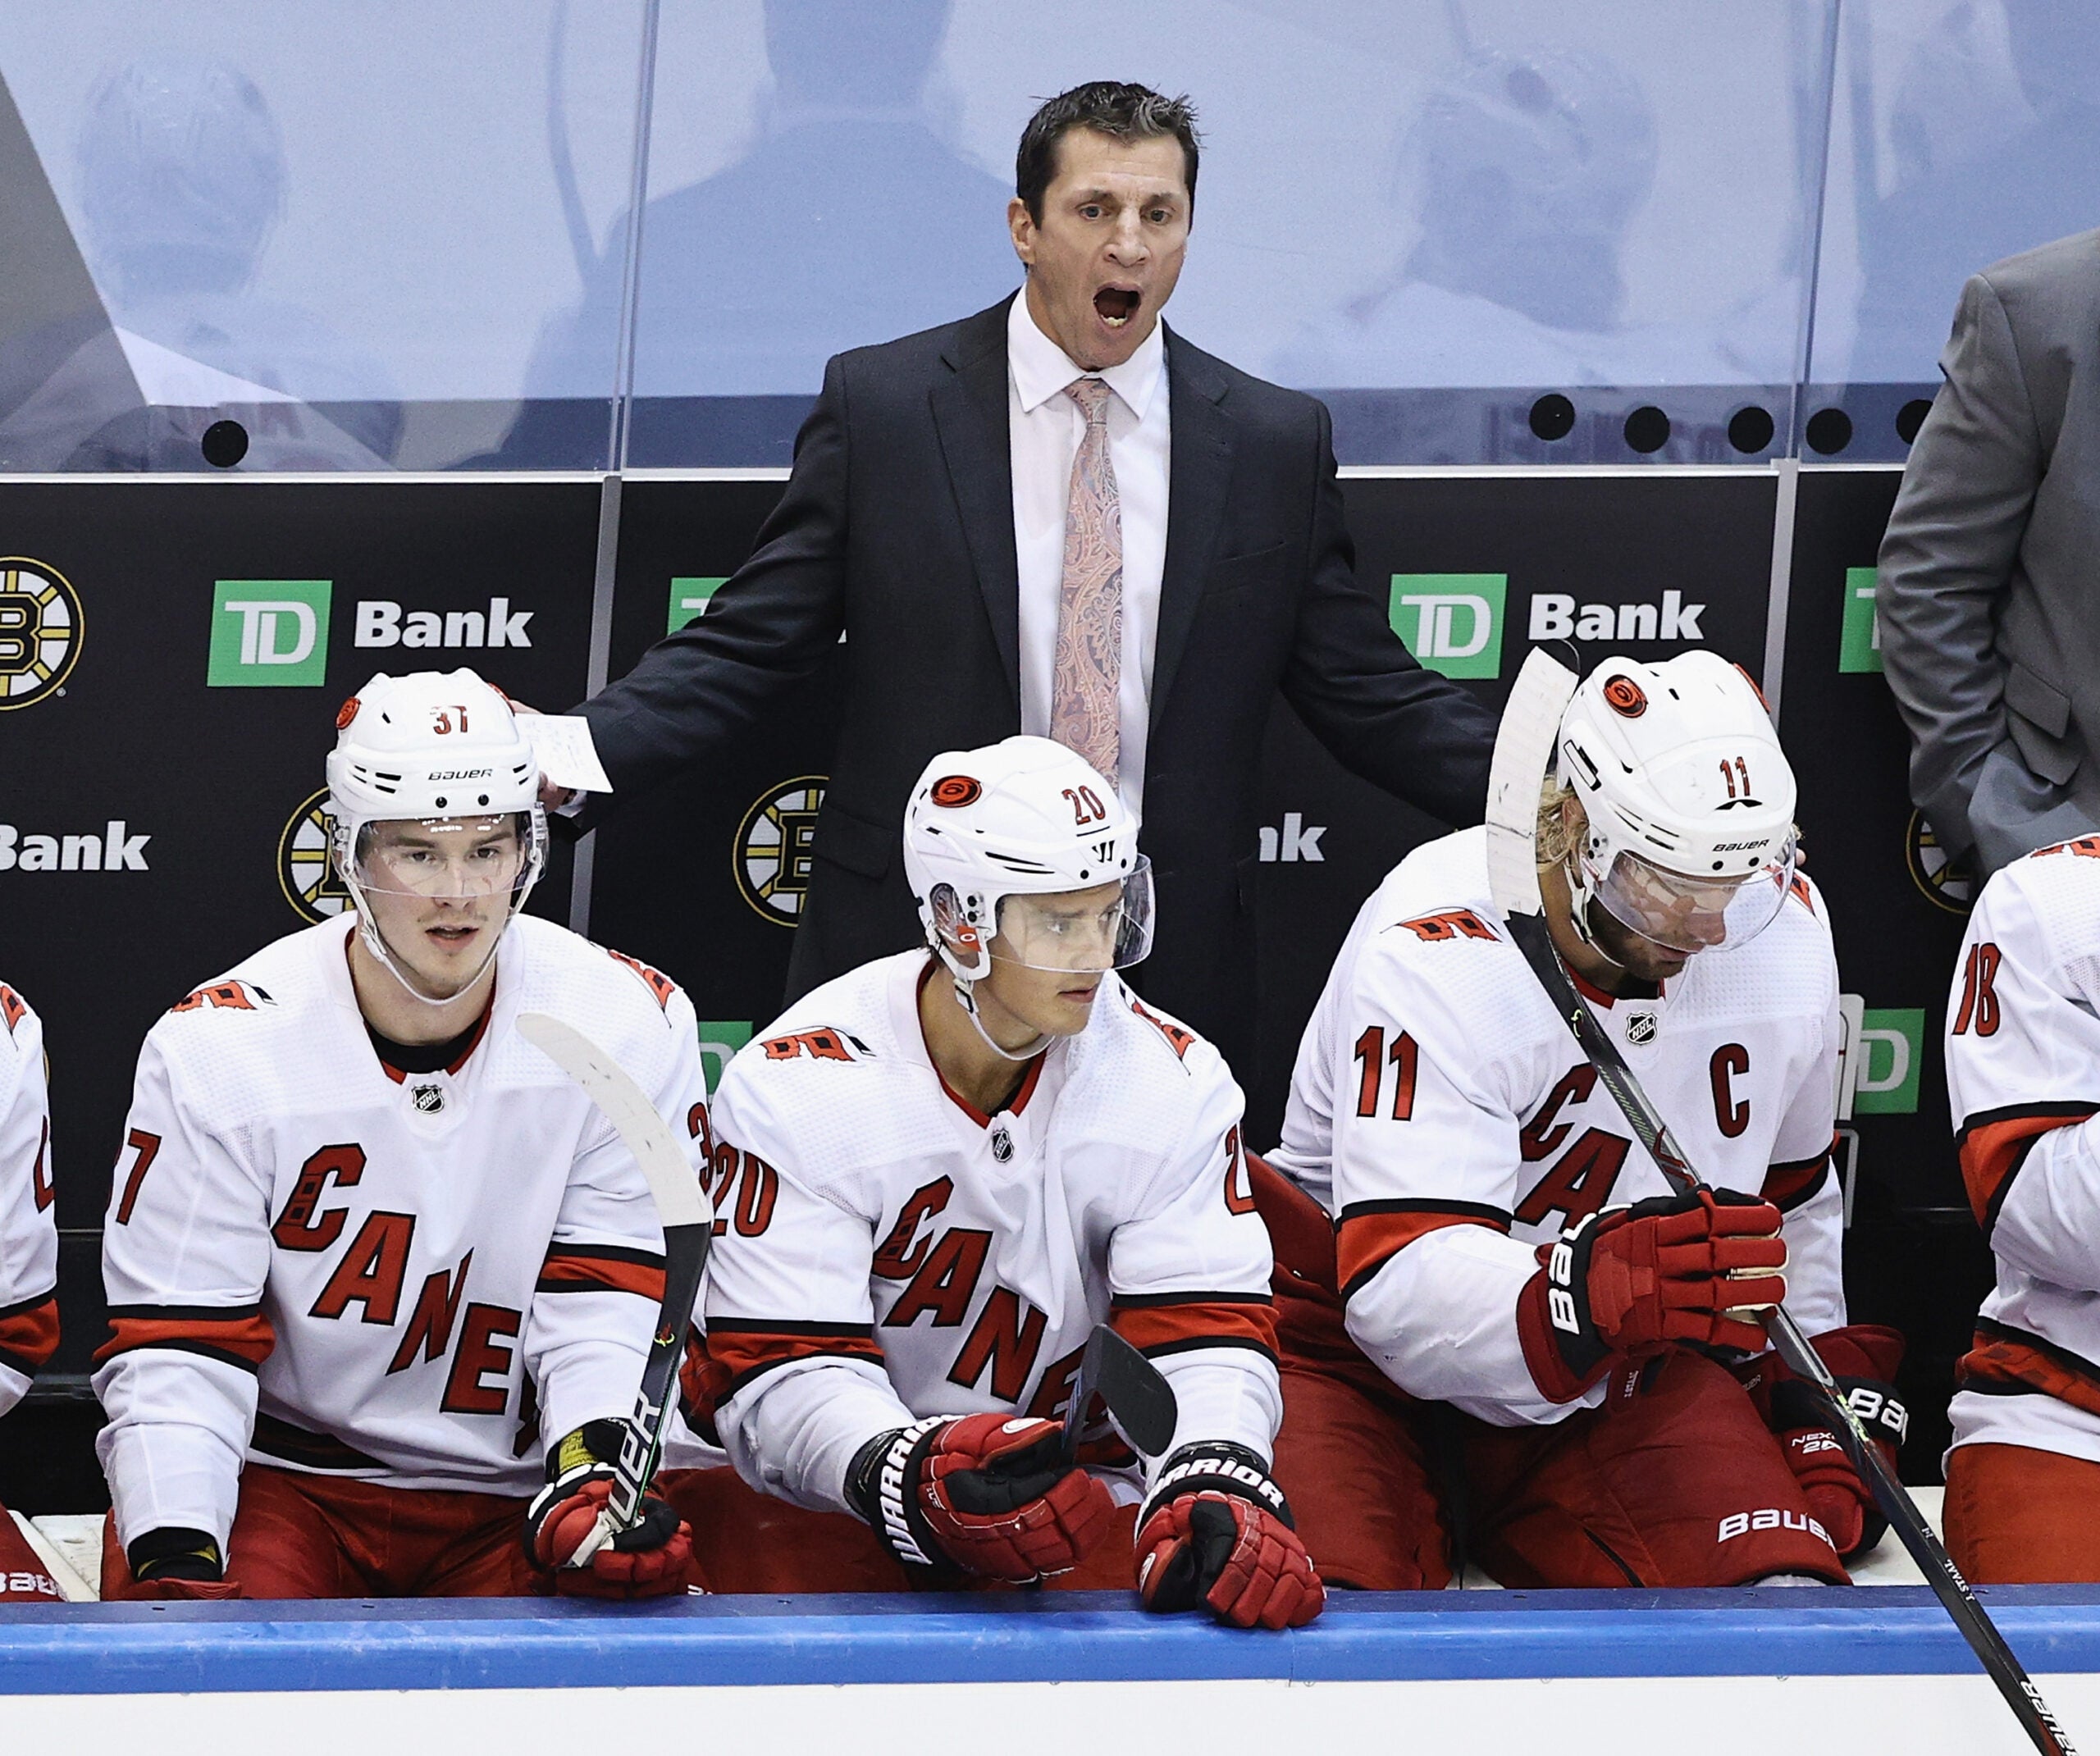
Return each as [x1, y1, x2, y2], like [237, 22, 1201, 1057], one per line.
[669, 577, 728, 635]
[1839, 567, 1883, 674]
[1852, 1007, 1924, 1114]
[209, 581, 332, 686]
[697, 1019, 753, 1092]
[1390, 574, 1507, 679]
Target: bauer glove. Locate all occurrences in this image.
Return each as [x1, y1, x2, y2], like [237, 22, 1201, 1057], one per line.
[1518, 1187, 1787, 1402]
[523, 1418, 693, 1599]
[847, 1412, 1115, 1582]
[1736, 1324, 1907, 1561]
[1135, 1443, 1322, 1629]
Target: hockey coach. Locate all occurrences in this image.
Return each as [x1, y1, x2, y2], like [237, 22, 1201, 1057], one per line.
[552, 80, 1497, 1075]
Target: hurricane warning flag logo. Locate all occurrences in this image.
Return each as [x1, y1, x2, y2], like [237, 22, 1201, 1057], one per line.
[736, 777, 825, 927]
[0, 558, 83, 710]
[279, 788, 353, 922]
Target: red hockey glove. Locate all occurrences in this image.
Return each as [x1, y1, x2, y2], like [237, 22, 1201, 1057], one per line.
[1518, 1188, 1787, 1401]
[1135, 1444, 1323, 1630]
[847, 1412, 1116, 1582]
[523, 1421, 694, 1599]
[1736, 1325, 1907, 1560]
[119, 1527, 244, 1599]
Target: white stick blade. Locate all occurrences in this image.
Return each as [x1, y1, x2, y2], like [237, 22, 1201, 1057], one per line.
[518, 1011, 710, 1229]
[1486, 648, 1580, 924]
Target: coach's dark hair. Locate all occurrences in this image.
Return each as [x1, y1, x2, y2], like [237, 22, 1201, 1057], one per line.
[1015, 83, 1200, 223]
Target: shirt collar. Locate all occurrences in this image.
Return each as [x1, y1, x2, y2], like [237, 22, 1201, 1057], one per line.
[1007, 289, 1166, 422]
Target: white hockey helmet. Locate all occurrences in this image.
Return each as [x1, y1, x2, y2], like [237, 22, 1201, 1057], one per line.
[902, 736, 1153, 987]
[326, 668, 547, 1002]
[1555, 650, 1797, 956]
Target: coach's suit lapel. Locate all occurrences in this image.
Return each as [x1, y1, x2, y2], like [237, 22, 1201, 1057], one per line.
[1151, 327, 1233, 732]
[931, 297, 1022, 709]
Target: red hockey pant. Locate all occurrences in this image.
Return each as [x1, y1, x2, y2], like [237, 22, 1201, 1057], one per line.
[661, 1465, 1141, 1594]
[103, 1465, 542, 1599]
[0, 1502, 63, 1602]
[1944, 1441, 2100, 1583]
[1270, 1279, 1849, 1589]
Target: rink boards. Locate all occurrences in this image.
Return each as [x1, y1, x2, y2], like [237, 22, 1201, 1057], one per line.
[3, 1590, 2100, 1754]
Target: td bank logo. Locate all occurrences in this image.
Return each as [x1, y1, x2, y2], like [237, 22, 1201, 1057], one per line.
[1839, 566, 1883, 674]
[669, 577, 727, 634]
[1391, 574, 1505, 679]
[210, 581, 331, 686]
[1838, 999, 1925, 1116]
[697, 1020, 752, 1092]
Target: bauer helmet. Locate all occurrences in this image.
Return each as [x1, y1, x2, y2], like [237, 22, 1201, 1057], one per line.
[1554, 650, 1796, 956]
[903, 736, 1153, 992]
[326, 669, 547, 1003]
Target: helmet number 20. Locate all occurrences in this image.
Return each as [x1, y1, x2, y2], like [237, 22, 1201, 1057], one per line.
[1062, 785, 1107, 826]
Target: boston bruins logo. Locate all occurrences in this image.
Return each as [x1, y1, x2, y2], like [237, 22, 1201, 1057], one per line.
[1904, 809, 1973, 914]
[735, 776, 825, 927]
[278, 788, 353, 923]
[0, 558, 83, 710]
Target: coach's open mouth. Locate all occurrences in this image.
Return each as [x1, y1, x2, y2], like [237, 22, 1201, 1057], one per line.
[1093, 286, 1141, 328]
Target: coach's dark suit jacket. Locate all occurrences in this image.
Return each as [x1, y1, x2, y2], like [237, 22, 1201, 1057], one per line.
[573, 295, 1496, 1070]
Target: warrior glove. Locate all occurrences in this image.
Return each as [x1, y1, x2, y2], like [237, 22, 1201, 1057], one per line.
[523, 1419, 693, 1599]
[121, 1527, 243, 1599]
[847, 1412, 1115, 1582]
[1135, 1444, 1322, 1630]
[1519, 1187, 1787, 1402]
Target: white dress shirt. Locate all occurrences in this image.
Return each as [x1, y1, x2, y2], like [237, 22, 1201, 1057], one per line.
[1007, 292, 1171, 818]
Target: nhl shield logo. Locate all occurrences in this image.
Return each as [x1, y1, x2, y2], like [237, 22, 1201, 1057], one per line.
[990, 1125, 1014, 1164]
[1904, 809, 1974, 914]
[0, 557, 83, 711]
[1625, 1010, 1659, 1045]
[410, 1083, 445, 1114]
[736, 776, 826, 927]
[279, 788, 354, 923]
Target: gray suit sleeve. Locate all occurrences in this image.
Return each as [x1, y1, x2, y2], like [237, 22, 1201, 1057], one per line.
[1876, 270, 2043, 863]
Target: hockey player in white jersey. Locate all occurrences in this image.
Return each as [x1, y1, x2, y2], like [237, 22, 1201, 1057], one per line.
[1940, 831, 2100, 1580]
[95, 671, 705, 1599]
[1265, 652, 1906, 1589]
[0, 980, 65, 1601]
[669, 737, 1321, 1627]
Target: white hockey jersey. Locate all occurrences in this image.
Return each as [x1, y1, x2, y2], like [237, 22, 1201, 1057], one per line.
[95, 914, 707, 1552]
[0, 982, 58, 1416]
[1943, 835, 2100, 1465]
[697, 951, 1281, 1516]
[1269, 828, 1847, 1426]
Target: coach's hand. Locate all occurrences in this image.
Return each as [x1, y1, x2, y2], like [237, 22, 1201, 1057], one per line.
[1135, 1444, 1322, 1629]
[524, 1421, 693, 1599]
[1519, 1188, 1787, 1400]
[847, 1412, 1115, 1582]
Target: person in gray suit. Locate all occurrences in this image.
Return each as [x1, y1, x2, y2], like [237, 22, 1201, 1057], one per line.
[1879, 228, 2100, 876]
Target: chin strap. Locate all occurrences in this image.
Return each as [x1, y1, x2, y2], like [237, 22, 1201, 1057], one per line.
[346, 882, 511, 1010]
[952, 971, 1050, 1063]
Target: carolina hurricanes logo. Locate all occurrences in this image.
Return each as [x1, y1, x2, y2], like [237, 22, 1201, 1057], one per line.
[336, 696, 360, 729]
[930, 775, 981, 808]
[1602, 676, 1646, 718]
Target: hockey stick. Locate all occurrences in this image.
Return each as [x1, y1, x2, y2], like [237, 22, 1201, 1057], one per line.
[518, 1011, 714, 1567]
[1484, 650, 2077, 1756]
[1060, 1323, 1180, 1466]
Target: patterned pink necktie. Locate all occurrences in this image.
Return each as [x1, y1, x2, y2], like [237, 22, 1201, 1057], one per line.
[1050, 376, 1122, 787]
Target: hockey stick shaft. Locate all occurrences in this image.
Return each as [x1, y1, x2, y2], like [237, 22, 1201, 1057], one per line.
[518, 1012, 714, 1560]
[1504, 910, 2076, 1756]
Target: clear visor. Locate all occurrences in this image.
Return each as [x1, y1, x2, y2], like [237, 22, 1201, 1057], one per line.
[1590, 841, 1795, 956]
[989, 859, 1155, 974]
[350, 814, 532, 903]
